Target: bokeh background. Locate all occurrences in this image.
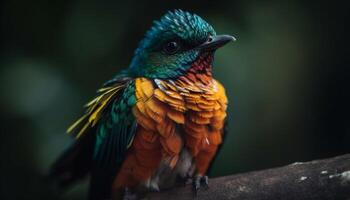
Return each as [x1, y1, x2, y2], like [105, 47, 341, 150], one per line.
[1, 0, 349, 199]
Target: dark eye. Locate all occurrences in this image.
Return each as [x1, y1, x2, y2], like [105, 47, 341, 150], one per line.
[163, 41, 180, 55]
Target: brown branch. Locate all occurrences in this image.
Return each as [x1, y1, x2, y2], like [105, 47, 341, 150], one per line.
[146, 154, 350, 200]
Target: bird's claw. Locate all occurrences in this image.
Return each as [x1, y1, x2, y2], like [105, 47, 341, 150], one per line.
[192, 175, 209, 196]
[176, 174, 192, 187]
[122, 187, 138, 200]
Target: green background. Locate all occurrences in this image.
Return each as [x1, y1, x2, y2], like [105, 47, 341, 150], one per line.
[1, 0, 349, 199]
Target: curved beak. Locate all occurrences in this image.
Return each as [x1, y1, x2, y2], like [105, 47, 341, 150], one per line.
[197, 35, 236, 51]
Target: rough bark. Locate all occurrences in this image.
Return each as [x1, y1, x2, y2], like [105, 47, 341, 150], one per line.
[146, 154, 350, 200]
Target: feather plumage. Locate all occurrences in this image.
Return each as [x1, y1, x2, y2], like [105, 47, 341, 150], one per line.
[51, 9, 233, 200]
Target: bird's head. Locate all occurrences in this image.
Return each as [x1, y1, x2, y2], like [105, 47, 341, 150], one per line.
[129, 10, 235, 79]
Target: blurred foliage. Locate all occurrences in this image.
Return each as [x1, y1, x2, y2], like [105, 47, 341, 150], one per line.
[0, 0, 349, 199]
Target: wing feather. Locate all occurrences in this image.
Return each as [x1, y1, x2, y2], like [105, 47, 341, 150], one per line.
[67, 84, 126, 138]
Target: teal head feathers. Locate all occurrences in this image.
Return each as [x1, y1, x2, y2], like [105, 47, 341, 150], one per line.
[129, 9, 235, 79]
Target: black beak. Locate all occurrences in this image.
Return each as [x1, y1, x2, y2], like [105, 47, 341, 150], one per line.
[197, 35, 236, 51]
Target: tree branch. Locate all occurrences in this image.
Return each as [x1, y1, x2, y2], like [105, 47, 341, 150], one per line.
[146, 154, 350, 200]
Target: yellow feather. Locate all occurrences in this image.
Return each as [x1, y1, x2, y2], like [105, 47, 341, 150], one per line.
[97, 86, 114, 92]
[85, 86, 123, 108]
[85, 95, 103, 108]
[66, 115, 87, 133]
[68, 83, 125, 138]
[141, 82, 154, 98]
[135, 79, 144, 100]
[154, 89, 167, 102]
[89, 89, 118, 125]
[75, 122, 90, 139]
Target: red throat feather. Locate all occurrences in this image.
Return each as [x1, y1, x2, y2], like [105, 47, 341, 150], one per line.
[184, 53, 214, 85]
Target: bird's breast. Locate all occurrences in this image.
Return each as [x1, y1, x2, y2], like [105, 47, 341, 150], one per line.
[132, 76, 227, 189]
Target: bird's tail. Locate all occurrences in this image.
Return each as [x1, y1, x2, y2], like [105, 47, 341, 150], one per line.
[48, 131, 95, 188]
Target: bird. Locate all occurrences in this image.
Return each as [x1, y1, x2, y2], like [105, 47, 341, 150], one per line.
[50, 9, 235, 200]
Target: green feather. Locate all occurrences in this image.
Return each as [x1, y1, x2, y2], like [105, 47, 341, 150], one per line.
[129, 9, 216, 79]
[93, 81, 136, 167]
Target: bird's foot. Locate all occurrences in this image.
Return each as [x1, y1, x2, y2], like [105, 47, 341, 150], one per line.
[192, 174, 209, 196]
[122, 187, 138, 200]
[174, 173, 192, 187]
[183, 174, 192, 187]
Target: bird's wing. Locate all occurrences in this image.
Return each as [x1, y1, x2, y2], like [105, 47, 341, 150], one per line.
[67, 75, 137, 199]
[67, 76, 136, 164]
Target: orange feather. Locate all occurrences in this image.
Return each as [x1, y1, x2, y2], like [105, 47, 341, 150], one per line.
[132, 107, 156, 131]
[167, 109, 185, 124]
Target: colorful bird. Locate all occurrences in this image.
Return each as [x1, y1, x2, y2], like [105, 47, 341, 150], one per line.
[50, 9, 235, 200]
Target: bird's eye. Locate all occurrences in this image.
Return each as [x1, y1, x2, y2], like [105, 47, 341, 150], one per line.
[163, 41, 180, 55]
